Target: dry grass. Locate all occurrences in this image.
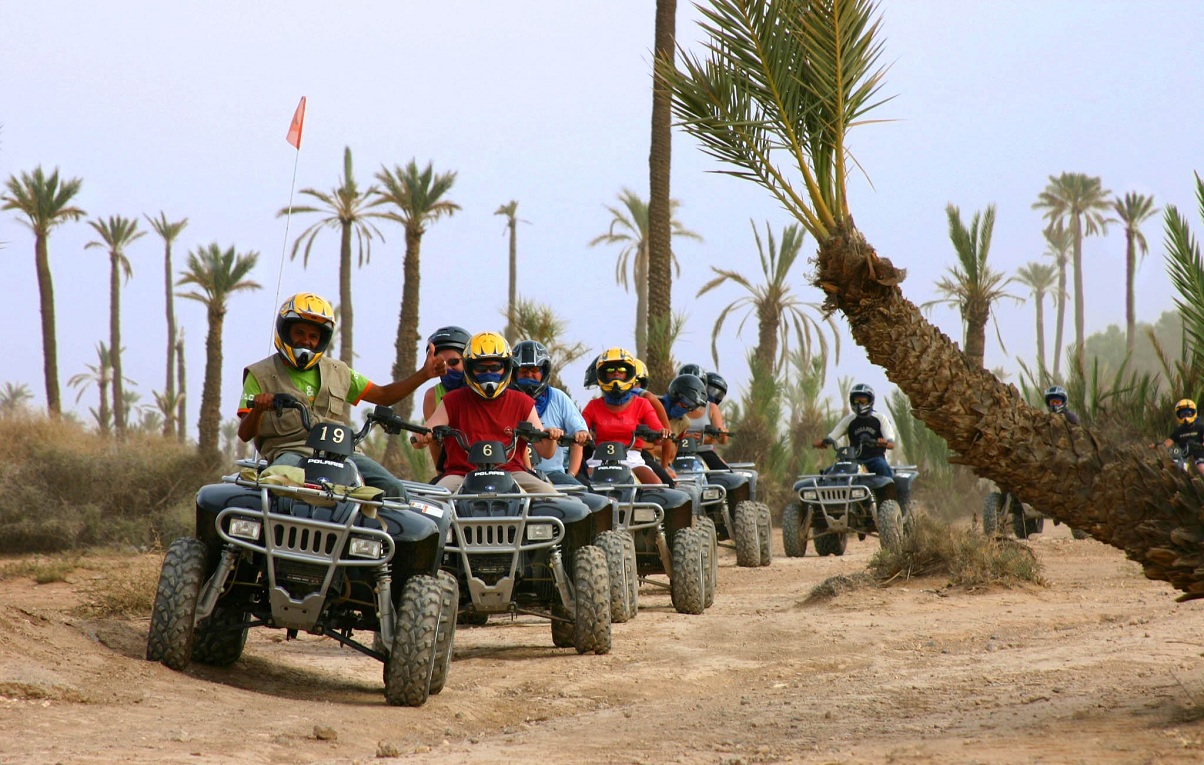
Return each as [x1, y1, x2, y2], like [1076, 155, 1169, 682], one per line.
[74, 551, 164, 619]
[0, 555, 81, 584]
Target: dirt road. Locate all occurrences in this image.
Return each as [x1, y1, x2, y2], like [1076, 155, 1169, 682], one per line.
[2, 522, 1203, 764]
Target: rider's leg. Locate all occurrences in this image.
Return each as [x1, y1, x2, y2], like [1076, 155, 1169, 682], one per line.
[348, 453, 408, 500]
[860, 456, 894, 478]
[512, 471, 557, 494]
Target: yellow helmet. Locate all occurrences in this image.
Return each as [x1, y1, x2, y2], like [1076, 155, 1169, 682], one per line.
[1176, 399, 1197, 425]
[463, 332, 514, 399]
[274, 292, 335, 370]
[633, 358, 649, 389]
[595, 347, 638, 396]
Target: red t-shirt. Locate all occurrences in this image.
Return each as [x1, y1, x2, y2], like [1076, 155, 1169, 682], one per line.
[582, 396, 662, 449]
[441, 387, 536, 476]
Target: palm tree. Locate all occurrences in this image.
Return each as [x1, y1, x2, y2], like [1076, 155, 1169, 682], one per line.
[177, 244, 260, 456]
[146, 211, 189, 438]
[1041, 222, 1073, 378]
[508, 297, 592, 391]
[373, 160, 459, 426]
[1032, 172, 1113, 371]
[279, 147, 387, 365]
[494, 200, 523, 343]
[1014, 262, 1059, 381]
[697, 220, 835, 374]
[67, 342, 113, 435]
[2, 166, 85, 416]
[1113, 192, 1160, 355]
[0, 382, 33, 416]
[922, 204, 1016, 369]
[86, 215, 145, 437]
[647, 0, 679, 389]
[589, 188, 700, 360]
[176, 328, 187, 443]
[664, 0, 1204, 598]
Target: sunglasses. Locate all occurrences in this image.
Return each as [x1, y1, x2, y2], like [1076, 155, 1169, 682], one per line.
[444, 358, 462, 367]
[602, 366, 628, 377]
[475, 362, 505, 373]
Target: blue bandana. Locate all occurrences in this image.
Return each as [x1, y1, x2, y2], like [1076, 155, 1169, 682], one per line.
[665, 400, 692, 420]
[603, 389, 637, 406]
[474, 372, 504, 386]
[440, 367, 465, 391]
[533, 388, 551, 416]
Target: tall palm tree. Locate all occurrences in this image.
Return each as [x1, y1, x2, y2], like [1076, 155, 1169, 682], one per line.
[1014, 261, 1059, 381]
[508, 297, 592, 392]
[176, 328, 187, 443]
[647, 0, 679, 389]
[1112, 192, 1160, 355]
[1041, 222, 1073, 378]
[923, 204, 1016, 370]
[664, 0, 1204, 598]
[146, 211, 189, 438]
[86, 215, 145, 438]
[68, 342, 113, 435]
[589, 188, 700, 360]
[697, 220, 835, 374]
[278, 147, 387, 364]
[494, 200, 523, 343]
[1, 166, 85, 416]
[373, 160, 459, 426]
[1032, 172, 1113, 371]
[177, 244, 260, 456]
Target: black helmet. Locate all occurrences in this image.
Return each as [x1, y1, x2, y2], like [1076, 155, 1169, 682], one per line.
[1044, 385, 1068, 414]
[849, 383, 875, 416]
[428, 325, 470, 354]
[583, 353, 601, 388]
[512, 339, 552, 399]
[704, 371, 728, 405]
[678, 363, 706, 380]
[666, 374, 708, 412]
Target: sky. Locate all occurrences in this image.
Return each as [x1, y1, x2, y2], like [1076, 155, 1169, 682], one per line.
[3, 1, 1202, 436]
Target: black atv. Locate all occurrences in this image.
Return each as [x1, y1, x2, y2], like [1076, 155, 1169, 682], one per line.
[781, 437, 915, 556]
[146, 394, 456, 707]
[671, 429, 771, 569]
[420, 423, 612, 654]
[587, 425, 714, 615]
[982, 487, 1090, 540]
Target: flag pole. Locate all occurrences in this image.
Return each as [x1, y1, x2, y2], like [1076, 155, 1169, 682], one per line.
[274, 96, 307, 339]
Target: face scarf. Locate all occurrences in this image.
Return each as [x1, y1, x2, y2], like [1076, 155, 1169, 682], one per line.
[603, 388, 637, 406]
[440, 367, 465, 390]
[515, 379, 551, 416]
[665, 399, 693, 420]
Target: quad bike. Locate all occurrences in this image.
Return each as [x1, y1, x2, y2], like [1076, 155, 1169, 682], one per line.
[418, 423, 612, 654]
[586, 425, 714, 615]
[780, 437, 917, 556]
[671, 430, 771, 568]
[982, 486, 1090, 540]
[146, 394, 456, 707]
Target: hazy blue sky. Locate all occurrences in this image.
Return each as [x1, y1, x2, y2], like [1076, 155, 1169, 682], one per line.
[3, 1, 1202, 436]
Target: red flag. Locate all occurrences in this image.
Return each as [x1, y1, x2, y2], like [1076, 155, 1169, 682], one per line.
[285, 96, 306, 149]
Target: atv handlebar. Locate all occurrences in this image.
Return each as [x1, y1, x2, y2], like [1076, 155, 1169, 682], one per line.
[271, 394, 429, 446]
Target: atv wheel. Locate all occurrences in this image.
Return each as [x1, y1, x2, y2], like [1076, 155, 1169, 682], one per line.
[1071, 527, 1090, 540]
[781, 503, 808, 557]
[877, 499, 904, 553]
[571, 545, 612, 654]
[733, 500, 761, 568]
[429, 570, 459, 695]
[696, 516, 718, 608]
[982, 492, 1005, 536]
[670, 528, 707, 615]
[621, 530, 639, 619]
[755, 502, 773, 566]
[1013, 512, 1045, 539]
[146, 537, 207, 670]
[813, 530, 848, 556]
[192, 604, 248, 666]
[384, 574, 442, 707]
[596, 530, 634, 623]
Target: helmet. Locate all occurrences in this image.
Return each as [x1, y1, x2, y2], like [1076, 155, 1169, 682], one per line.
[274, 292, 335, 371]
[583, 353, 601, 388]
[1044, 385, 1069, 414]
[1176, 398, 1198, 425]
[634, 358, 650, 389]
[849, 383, 875, 416]
[463, 332, 514, 399]
[512, 340, 551, 399]
[666, 374, 708, 412]
[678, 363, 706, 380]
[704, 372, 728, 405]
[428, 325, 470, 354]
[595, 347, 638, 396]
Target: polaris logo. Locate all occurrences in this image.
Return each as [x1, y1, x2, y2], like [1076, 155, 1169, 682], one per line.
[307, 458, 345, 467]
[475, 470, 506, 476]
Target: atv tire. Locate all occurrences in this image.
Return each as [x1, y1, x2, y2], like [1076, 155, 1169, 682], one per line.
[571, 545, 612, 655]
[146, 537, 207, 670]
[982, 492, 1005, 536]
[429, 570, 458, 695]
[696, 516, 719, 608]
[384, 574, 442, 707]
[1013, 512, 1045, 539]
[1071, 527, 1090, 540]
[192, 604, 248, 666]
[733, 500, 761, 568]
[781, 503, 808, 557]
[877, 499, 904, 553]
[755, 502, 773, 566]
[670, 528, 707, 615]
[813, 529, 848, 556]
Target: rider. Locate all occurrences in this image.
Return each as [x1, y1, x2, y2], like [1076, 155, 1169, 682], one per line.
[582, 348, 671, 485]
[411, 332, 563, 493]
[1043, 385, 1081, 425]
[1157, 398, 1204, 475]
[512, 339, 590, 486]
[660, 373, 710, 464]
[682, 367, 731, 470]
[237, 292, 444, 499]
[420, 325, 471, 469]
[813, 383, 896, 479]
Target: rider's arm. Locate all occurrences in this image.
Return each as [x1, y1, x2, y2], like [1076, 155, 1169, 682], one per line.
[566, 443, 584, 475]
[236, 373, 271, 442]
[643, 390, 671, 429]
[877, 414, 896, 449]
[411, 399, 448, 448]
[816, 412, 854, 448]
[709, 402, 729, 445]
[527, 406, 559, 460]
[361, 343, 445, 406]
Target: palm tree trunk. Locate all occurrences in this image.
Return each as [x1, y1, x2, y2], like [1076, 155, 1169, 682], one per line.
[339, 221, 354, 364]
[110, 254, 125, 438]
[1035, 293, 1047, 380]
[634, 247, 649, 360]
[163, 242, 176, 438]
[1125, 230, 1137, 356]
[754, 307, 779, 374]
[1072, 220, 1086, 371]
[964, 309, 988, 370]
[34, 234, 61, 417]
[198, 305, 225, 456]
[98, 364, 111, 436]
[645, 0, 677, 389]
[505, 221, 517, 344]
[392, 227, 423, 420]
[1053, 259, 1067, 379]
[176, 332, 187, 443]
[817, 224, 1204, 599]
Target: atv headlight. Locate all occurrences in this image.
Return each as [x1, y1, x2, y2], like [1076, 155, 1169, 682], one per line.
[702, 487, 722, 501]
[348, 536, 384, 559]
[801, 490, 818, 501]
[229, 518, 262, 541]
[526, 523, 554, 541]
[849, 487, 870, 500]
[633, 507, 658, 523]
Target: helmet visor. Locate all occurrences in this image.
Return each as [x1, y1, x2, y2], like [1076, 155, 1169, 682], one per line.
[1179, 407, 1196, 420]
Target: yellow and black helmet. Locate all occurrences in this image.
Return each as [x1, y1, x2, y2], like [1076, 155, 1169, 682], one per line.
[633, 358, 650, 390]
[595, 347, 638, 396]
[463, 331, 514, 399]
[1176, 399, 1197, 425]
[274, 292, 335, 370]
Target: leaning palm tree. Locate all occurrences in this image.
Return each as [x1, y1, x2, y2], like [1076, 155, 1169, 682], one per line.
[1014, 261, 1059, 381]
[68, 342, 113, 436]
[279, 147, 387, 365]
[922, 204, 1017, 370]
[665, 0, 1204, 598]
[373, 160, 459, 427]
[1032, 172, 1113, 371]
[1113, 191, 1160, 355]
[1041, 222, 1073, 379]
[697, 220, 836, 375]
[494, 200, 523, 343]
[589, 188, 701, 360]
[145, 211, 189, 438]
[2, 166, 85, 416]
[646, 0, 680, 389]
[177, 244, 260, 457]
[86, 215, 145, 438]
